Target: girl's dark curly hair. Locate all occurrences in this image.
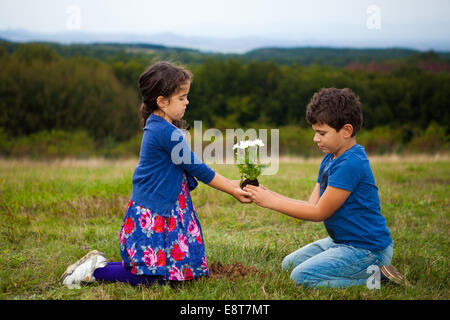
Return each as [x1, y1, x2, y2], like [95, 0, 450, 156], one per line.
[138, 61, 192, 130]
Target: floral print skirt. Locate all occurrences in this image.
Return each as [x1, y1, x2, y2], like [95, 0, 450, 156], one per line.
[119, 174, 209, 281]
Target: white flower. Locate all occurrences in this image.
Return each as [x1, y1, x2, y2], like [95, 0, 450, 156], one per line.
[233, 139, 264, 150]
[233, 141, 246, 150]
[249, 139, 264, 147]
[241, 140, 251, 149]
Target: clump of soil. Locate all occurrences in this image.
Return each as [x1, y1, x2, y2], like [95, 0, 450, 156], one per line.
[209, 261, 261, 280]
[240, 178, 259, 189]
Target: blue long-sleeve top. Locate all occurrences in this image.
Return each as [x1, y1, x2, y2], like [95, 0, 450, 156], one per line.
[130, 113, 216, 216]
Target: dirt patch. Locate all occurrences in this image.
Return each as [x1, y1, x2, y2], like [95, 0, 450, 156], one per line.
[208, 261, 262, 280]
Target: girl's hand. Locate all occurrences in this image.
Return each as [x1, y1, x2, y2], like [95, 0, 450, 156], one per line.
[206, 173, 251, 203]
[233, 187, 252, 203]
[231, 180, 242, 188]
[243, 185, 275, 208]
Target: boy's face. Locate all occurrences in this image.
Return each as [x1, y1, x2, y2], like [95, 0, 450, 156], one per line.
[312, 123, 350, 156]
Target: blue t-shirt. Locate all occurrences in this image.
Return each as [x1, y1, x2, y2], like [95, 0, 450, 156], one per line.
[317, 144, 392, 251]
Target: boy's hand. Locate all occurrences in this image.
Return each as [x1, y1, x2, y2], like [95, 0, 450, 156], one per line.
[243, 185, 275, 208]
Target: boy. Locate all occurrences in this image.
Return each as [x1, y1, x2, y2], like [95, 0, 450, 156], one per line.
[244, 88, 408, 288]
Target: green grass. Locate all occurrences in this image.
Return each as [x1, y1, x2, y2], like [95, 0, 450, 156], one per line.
[0, 157, 449, 300]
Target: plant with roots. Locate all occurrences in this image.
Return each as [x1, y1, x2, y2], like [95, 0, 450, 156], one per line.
[233, 139, 266, 188]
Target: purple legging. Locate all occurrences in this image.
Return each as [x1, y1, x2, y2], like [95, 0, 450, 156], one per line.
[93, 262, 167, 286]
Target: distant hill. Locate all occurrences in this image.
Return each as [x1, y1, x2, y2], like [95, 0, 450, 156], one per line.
[0, 29, 308, 54]
[1, 37, 449, 68]
[0, 38, 221, 64]
[243, 47, 443, 66]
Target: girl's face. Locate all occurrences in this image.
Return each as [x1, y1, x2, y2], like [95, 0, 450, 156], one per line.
[157, 81, 190, 123]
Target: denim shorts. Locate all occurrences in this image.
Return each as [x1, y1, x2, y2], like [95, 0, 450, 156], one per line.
[281, 237, 393, 288]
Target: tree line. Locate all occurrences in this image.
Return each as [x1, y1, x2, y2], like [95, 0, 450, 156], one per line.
[0, 42, 448, 157]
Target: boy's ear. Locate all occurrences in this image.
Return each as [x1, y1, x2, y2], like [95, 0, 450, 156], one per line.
[342, 124, 354, 138]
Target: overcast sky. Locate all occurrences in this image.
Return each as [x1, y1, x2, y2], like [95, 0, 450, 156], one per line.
[1, 0, 449, 49]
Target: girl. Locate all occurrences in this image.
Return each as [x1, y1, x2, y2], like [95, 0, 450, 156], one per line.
[60, 61, 251, 289]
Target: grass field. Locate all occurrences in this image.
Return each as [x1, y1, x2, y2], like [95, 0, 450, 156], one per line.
[0, 155, 448, 300]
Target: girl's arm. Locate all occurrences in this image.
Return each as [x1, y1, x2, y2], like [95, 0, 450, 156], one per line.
[244, 184, 350, 222]
[208, 173, 252, 203]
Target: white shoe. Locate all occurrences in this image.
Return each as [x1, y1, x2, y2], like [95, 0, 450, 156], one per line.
[60, 250, 108, 289]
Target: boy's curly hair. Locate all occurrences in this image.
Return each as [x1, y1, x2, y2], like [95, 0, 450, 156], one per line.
[306, 88, 363, 137]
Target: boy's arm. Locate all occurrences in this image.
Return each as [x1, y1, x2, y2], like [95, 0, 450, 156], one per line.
[260, 182, 320, 205]
[244, 185, 350, 222]
[262, 185, 293, 201]
[308, 183, 321, 205]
